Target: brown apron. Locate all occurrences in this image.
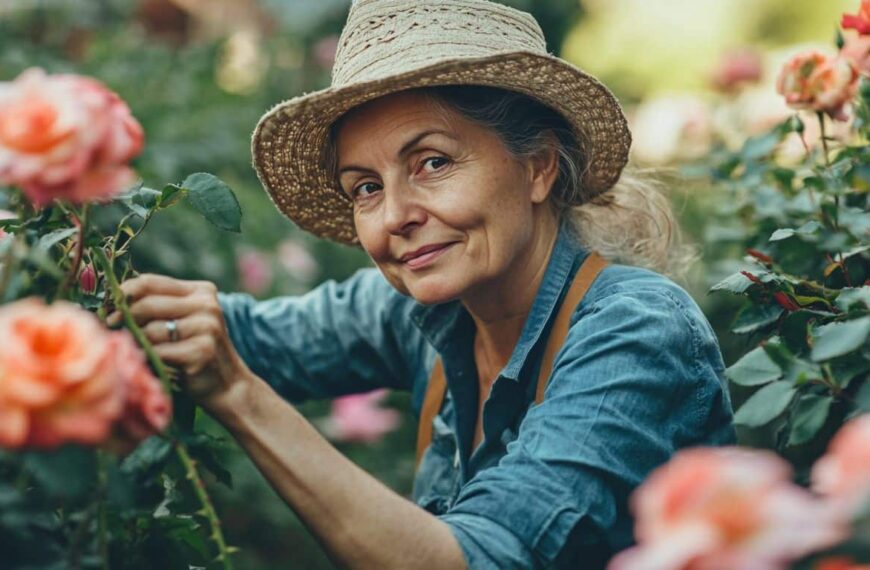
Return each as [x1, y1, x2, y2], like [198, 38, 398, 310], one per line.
[415, 251, 609, 468]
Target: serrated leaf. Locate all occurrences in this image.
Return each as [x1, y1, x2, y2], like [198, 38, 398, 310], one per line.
[182, 173, 242, 233]
[734, 381, 797, 427]
[788, 394, 832, 446]
[710, 272, 754, 294]
[726, 346, 783, 386]
[811, 317, 870, 362]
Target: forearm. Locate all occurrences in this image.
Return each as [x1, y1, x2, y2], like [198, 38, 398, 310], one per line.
[209, 372, 467, 570]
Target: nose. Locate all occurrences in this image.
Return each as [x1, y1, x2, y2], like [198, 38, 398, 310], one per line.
[382, 182, 426, 236]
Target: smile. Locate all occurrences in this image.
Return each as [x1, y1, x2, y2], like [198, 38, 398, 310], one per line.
[401, 242, 456, 270]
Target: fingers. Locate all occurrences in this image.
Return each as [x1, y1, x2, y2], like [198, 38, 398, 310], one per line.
[154, 335, 217, 376]
[142, 313, 221, 345]
[106, 275, 220, 327]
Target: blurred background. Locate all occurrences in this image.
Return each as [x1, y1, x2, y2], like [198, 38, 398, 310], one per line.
[0, 0, 859, 567]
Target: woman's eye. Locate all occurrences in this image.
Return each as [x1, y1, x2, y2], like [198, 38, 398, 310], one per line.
[352, 182, 381, 198]
[420, 156, 450, 173]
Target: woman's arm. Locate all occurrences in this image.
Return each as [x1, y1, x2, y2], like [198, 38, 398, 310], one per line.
[211, 371, 466, 570]
[107, 272, 465, 569]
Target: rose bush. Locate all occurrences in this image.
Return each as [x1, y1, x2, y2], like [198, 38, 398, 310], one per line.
[0, 67, 243, 569]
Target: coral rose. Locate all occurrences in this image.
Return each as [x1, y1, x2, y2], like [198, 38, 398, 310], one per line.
[112, 330, 171, 442]
[843, 0, 870, 35]
[0, 298, 125, 448]
[812, 414, 870, 513]
[0, 68, 144, 206]
[776, 51, 860, 121]
[609, 447, 846, 570]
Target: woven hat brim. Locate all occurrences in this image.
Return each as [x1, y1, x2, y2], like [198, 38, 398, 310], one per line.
[252, 51, 631, 245]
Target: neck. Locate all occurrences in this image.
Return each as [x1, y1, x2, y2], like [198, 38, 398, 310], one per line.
[463, 211, 560, 374]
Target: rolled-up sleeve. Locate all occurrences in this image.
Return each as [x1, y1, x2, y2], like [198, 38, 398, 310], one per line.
[217, 268, 427, 403]
[440, 288, 735, 569]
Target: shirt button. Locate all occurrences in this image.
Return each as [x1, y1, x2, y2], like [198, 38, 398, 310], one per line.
[453, 448, 460, 469]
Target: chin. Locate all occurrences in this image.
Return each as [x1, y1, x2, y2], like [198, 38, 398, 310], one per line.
[404, 274, 465, 305]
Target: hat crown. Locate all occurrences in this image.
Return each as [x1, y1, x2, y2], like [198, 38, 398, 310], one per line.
[332, 0, 547, 87]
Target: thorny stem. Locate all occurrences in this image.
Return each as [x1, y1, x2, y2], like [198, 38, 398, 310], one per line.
[175, 443, 236, 569]
[58, 204, 89, 299]
[92, 247, 172, 394]
[93, 246, 234, 569]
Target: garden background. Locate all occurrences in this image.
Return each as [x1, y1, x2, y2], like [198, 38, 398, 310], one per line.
[1, 0, 867, 568]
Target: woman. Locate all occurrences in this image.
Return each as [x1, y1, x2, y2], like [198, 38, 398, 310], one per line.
[108, 0, 736, 567]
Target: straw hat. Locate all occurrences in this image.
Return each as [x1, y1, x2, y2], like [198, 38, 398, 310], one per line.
[252, 0, 631, 245]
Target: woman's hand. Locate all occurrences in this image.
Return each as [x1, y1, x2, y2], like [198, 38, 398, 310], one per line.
[106, 273, 252, 416]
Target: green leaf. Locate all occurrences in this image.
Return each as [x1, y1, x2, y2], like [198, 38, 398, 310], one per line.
[731, 303, 782, 334]
[726, 346, 783, 386]
[788, 394, 832, 446]
[762, 338, 796, 369]
[121, 436, 173, 476]
[182, 173, 242, 233]
[769, 220, 821, 242]
[36, 227, 78, 251]
[811, 317, 870, 362]
[159, 183, 186, 209]
[836, 287, 870, 312]
[734, 381, 797, 427]
[710, 272, 754, 294]
[741, 130, 781, 161]
[785, 358, 823, 386]
[22, 445, 97, 501]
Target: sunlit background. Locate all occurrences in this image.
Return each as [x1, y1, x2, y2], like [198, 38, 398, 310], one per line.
[0, 0, 858, 567]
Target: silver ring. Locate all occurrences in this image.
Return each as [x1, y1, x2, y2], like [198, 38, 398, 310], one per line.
[165, 319, 179, 342]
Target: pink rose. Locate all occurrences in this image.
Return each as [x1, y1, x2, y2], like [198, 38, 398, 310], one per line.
[112, 330, 171, 442]
[0, 68, 144, 206]
[312, 35, 340, 70]
[843, 0, 870, 35]
[277, 238, 319, 283]
[236, 248, 273, 295]
[841, 33, 870, 77]
[812, 414, 870, 513]
[776, 51, 859, 121]
[0, 298, 125, 448]
[711, 49, 763, 93]
[325, 389, 400, 444]
[609, 447, 846, 570]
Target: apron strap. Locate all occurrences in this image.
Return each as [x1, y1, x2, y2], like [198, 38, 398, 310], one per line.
[415, 251, 609, 468]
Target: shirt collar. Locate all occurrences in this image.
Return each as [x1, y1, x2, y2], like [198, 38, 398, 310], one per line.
[410, 219, 590, 382]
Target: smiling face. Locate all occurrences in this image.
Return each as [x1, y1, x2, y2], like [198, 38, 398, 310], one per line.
[335, 89, 559, 306]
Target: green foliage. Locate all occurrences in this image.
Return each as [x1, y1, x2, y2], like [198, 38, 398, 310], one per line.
[706, 94, 870, 468]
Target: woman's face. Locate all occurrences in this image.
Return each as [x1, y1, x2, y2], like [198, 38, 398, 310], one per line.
[335, 90, 557, 305]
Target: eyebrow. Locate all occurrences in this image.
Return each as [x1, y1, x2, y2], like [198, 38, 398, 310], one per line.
[337, 129, 457, 175]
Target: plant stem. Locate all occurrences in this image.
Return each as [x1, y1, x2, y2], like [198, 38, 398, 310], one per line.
[175, 443, 235, 569]
[92, 247, 172, 394]
[93, 247, 234, 568]
[58, 204, 89, 299]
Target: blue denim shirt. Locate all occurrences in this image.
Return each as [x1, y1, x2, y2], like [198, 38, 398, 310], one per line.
[217, 222, 736, 569]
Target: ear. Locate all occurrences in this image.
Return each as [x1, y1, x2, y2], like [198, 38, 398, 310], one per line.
[526, 134, 560, 205]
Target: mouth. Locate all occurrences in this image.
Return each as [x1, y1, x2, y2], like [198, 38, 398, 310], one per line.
[400, 242, 457, 269]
